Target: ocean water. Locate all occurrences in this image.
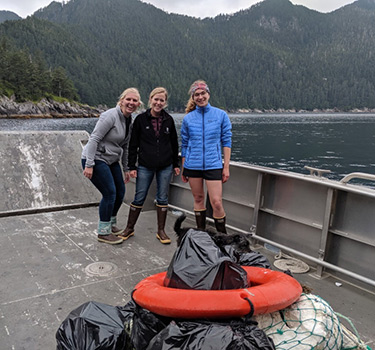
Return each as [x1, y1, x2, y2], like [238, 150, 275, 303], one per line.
[2, 113, 375, 184]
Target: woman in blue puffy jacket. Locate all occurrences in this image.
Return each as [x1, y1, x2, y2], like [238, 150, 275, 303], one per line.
[181, 80, 232, 233]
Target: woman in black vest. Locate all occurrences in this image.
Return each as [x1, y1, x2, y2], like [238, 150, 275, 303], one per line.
[117, 87, 180, 244]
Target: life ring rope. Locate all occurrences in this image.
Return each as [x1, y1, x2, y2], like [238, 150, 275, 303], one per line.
[244, 297, 255, 318]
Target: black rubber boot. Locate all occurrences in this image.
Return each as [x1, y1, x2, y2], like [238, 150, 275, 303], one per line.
[194, 209, 206, 230]
[214, 215, 227, 234]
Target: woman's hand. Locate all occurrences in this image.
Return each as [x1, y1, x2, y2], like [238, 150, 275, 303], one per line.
[83, 167, 93, 179]
[180, 160, 188, 182]
[130, 170, 137, 178]
[181, 174, 189, 183]
[222, 167, 230, 183]
[124, 171, 130, 184]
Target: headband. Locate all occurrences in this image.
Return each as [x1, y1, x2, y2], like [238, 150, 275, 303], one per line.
[191, 82, 210, 96]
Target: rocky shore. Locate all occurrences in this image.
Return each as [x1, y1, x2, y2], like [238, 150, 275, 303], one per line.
[0, 96, 106, 118]
[1, 96, 375, 117]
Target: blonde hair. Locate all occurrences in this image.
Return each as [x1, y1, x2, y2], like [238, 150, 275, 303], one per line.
[117, 87, 143, 109]
[185, 79, 208, 114]
[148, 87, 168, 108]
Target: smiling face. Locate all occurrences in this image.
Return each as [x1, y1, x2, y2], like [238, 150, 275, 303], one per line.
[120, 92, 140, 117]
[150, 92, 167, 116]
[192, 88, 210, 108]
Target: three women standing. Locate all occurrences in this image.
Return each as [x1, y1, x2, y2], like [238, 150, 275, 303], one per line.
[81, 88, 142, 244]
[117, 87, 180, 244]
[83, 81, 230, 244]
[181, 80, 232, 233]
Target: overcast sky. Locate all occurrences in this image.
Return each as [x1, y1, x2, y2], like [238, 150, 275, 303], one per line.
[1, 0, 356, 19]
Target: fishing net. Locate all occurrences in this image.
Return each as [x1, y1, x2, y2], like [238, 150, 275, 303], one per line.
[254, 293, 343, 350]
[254, 293, 371, 350]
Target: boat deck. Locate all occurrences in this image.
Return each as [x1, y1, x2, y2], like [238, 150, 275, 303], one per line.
[0, 205, 374, 349]
[0, 130, 373, 349]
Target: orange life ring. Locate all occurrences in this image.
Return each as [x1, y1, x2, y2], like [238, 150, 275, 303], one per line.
[133, 266, 302, 319]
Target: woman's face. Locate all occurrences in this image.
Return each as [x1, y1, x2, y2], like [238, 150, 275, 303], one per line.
[150, 93, 167, 116]
[120, 92, 140, 116]
[192, 88, 210, 108]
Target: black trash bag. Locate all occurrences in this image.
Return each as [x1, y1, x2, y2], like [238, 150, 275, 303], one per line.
[146, 319, 276, 350]
[224, 245, 271, 269]
[131, 301, 172, 350]
[56, 300, 135, 350]
[118, 300, 137, 350]
[228, 320, 275, 350]
[164, 229, 248, 290]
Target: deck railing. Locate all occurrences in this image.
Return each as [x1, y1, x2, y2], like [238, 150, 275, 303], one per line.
[168, 161, 375, 290]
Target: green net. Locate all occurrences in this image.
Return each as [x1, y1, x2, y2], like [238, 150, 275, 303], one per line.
[254, 293, 370, 350]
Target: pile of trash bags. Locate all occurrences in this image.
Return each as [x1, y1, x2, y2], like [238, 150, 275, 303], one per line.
[56, 299, 276, 350]
[56, 228, 275, 350]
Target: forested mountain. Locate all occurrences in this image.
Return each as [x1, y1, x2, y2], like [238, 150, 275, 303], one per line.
[0, 39, 80, 102]
[1, 0, 375, 111]
[0, 11, 21, 23]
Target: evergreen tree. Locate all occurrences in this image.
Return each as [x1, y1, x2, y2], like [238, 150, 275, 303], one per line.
[51, 66, 79, 101]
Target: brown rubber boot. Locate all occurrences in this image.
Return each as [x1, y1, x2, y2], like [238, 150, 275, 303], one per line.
[111, 216, 125, 235]
[98, 234, 123, 245]
[97, 221, 123, 244]
[214, 215, 227, 234]
[194, 209, 206, 230]
[117, 205, 142, 240]
[156, 205, 171, 244]
[111, 225, 124, 235]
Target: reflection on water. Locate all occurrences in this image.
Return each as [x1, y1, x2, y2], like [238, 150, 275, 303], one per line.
[0, 117, 98, 132]
[1, 113, 375, 184]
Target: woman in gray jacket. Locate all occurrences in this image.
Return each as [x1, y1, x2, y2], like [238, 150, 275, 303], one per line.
[81, 88, 142, 244]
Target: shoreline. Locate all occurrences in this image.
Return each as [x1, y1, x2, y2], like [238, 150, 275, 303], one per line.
[2, 109, 375, 119]
[0, 113, 100, 119]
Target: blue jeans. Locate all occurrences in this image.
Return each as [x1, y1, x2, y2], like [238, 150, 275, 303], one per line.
[132, 165, 173, 206]
[81, 159, 125, 222]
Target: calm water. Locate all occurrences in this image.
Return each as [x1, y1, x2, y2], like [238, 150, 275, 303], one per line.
[2, 113, 375, 184]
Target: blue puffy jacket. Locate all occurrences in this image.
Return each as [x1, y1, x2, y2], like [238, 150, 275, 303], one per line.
[181, 103, 232, 170]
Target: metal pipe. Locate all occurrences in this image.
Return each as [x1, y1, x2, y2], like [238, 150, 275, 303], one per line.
[233, 162, 375, 198]
[235, 227, 375, 288]
[340, 172, 375, 184]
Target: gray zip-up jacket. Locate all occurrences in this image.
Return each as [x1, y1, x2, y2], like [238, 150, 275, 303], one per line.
[81, 105, 132, 170]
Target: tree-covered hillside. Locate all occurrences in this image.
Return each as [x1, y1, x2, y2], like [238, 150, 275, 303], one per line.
[1, 0, 375, 111]
[0, 39, 79, 101]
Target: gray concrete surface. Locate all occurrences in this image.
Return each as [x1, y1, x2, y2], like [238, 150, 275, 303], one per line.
[0, 204, 179, 349]
[1, 205, 374, 349]
[0, 131, 100, 215]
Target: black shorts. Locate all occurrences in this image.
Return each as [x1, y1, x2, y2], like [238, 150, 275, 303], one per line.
[183, 168, 222, 180]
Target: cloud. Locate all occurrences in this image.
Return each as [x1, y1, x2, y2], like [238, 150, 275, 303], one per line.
[3, 0, 355, 19]
[144, 0, 355, 18]
[291, 0, 355, 13]
[144, 0, 259, 18]
[2, 0, 64, 18]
